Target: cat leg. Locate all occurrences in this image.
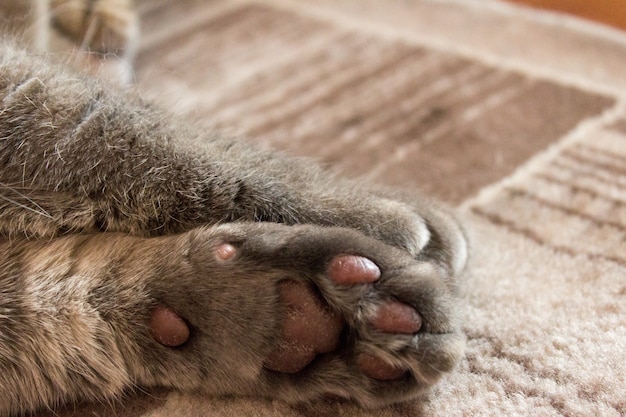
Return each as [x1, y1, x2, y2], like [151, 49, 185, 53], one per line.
[48, 0, 139, 82]
[0, 222, 462, 414]
[0, 42, 467, 283]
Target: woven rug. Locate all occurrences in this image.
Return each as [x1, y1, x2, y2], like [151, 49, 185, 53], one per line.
[40, 0, 626, 415]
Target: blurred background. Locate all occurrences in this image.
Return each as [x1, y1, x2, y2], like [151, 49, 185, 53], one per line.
[505, 0, 626, 31]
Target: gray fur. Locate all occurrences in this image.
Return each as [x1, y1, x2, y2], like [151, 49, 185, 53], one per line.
[0, 1, 468, 415]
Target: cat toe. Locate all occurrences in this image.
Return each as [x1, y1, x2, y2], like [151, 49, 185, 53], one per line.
[326, 255, 381, 284]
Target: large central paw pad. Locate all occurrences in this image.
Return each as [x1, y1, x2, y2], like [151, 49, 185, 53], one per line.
[264, 255, 424, 380]
[263, 280, 343, 373]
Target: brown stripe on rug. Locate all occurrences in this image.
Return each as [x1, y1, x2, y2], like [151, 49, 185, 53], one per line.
[469, 128, 626, 266]
[609, 117, 626, 134]
[136, 3, 334, 104]
[134, 1, 614, 204]
[137, 0, 225, 32]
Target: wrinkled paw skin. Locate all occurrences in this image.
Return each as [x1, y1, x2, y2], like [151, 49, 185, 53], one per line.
[173, 223, 467, 408]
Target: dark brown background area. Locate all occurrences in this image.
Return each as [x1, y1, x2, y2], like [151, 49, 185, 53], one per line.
[504, 0, 626, 31]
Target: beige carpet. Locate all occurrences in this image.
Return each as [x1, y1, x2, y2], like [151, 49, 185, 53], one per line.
[40, 0, 626, 415]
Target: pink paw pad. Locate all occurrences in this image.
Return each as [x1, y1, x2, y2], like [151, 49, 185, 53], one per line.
[150, 305, 190, 347]
[215, 243, 237, 261]
[372, 301, 422, 334]
[264, 280, 343, 373]
[327, 255, 381, 284]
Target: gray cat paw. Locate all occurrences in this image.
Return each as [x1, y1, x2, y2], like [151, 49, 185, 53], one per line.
[161, 222, 465, 407]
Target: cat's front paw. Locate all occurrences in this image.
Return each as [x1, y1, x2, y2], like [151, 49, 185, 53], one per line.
[251, 224, 464, 407]
[343, 191, 469, 283]
[146, 223, 464, 407]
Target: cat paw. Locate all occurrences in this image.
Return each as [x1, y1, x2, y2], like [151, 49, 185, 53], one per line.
[253, 224, 464, 407]
[49, 0, 139, 82]
[151, 223, 464, 407]
[51, 0, 139, 55]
